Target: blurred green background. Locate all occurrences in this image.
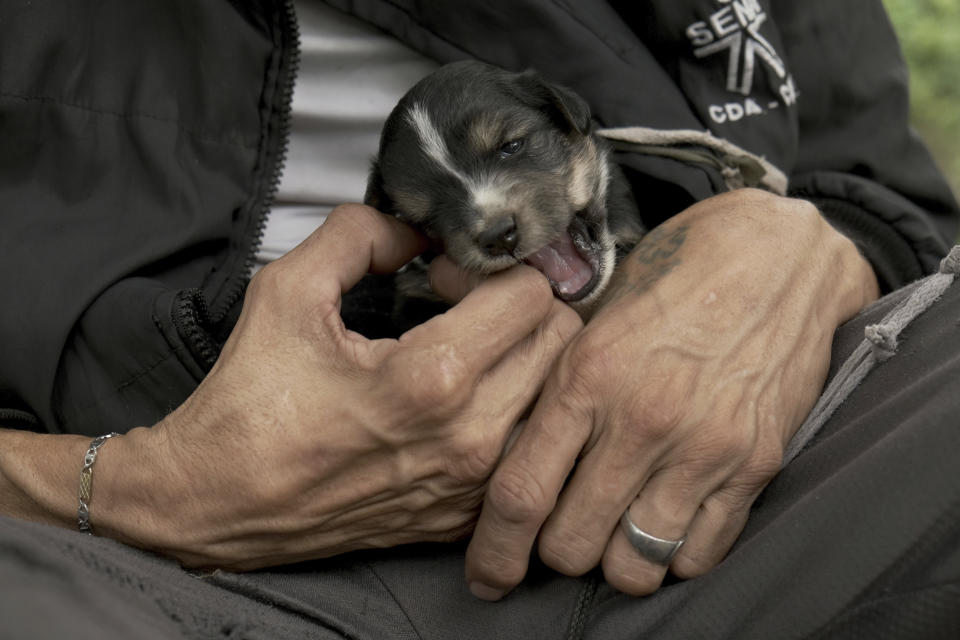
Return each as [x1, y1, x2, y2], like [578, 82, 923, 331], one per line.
[884, 0, 960, 198]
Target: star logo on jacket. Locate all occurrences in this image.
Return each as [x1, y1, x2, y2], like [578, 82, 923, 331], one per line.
[686, 0, 796, 100]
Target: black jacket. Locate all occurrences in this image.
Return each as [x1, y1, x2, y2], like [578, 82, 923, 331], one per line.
[1, 0, 957, 435]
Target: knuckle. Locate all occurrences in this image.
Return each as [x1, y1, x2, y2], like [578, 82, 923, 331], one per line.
[424, 353, 472, 405]
[625, 395, 686, 444]
[566, 331, 607, 372]
[538, 527, 601, 576]
[324, 204, 393, 253]
[469, 544, 529, 591]
[680, 422, 757, 472]
[741, 440, 784, 485]
[486, 465, 553, 526]
[708, 427, 756, 463]
[391, 347, 472, 414]
[558, 303, 585, 335]
[542, 303, 584, 349]
[444, 435, 502, 484]
[558, 333, 616, 394]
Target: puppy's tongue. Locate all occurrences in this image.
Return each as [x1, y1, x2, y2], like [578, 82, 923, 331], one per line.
[524, 231, 593, 296]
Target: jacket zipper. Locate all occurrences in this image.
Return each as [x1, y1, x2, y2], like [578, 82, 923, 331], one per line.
[211, 0, 301, 325]
[0, 408, 40, 430]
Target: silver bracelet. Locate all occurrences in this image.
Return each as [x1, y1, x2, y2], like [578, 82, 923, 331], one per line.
[77, 432, 119, 535]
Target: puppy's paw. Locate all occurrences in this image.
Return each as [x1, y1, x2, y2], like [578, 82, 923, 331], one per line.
[392, 258, 450, 328]
[395, 258, 442, 302]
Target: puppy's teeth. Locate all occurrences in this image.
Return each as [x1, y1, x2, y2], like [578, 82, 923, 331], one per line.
[525, 231, 594, 296]
[558, 270, 593, 295]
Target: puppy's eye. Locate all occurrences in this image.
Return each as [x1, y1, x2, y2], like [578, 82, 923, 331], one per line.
[498, 139, 524, 158]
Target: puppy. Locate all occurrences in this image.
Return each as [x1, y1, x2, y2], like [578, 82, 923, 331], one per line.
[365, 60, 644, 316]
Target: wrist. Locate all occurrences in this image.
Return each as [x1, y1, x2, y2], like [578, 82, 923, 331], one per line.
[0, 429, 90, 528]
[0, 427, 174, 550]
[91, 424, 183, 552]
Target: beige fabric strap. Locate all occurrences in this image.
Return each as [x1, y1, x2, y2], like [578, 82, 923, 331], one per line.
[597, 126, 789, 195]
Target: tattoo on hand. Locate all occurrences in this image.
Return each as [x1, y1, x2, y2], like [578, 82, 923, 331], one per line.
[627, 223, 688, 295]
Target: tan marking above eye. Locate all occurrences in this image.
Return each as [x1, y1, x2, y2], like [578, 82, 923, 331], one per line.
[566, 139, 602, 210]
[466, 114, 501, 153]
[466, 114, 530, 154]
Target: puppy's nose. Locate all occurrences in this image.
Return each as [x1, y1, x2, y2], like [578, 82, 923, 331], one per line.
[478, 216, 518, 256]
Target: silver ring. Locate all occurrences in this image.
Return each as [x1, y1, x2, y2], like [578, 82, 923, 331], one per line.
[620, 510, 686, 566]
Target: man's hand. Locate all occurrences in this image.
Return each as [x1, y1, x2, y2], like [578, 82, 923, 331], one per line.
[88, 204, 581, 570]
[465, 189, 879, 599]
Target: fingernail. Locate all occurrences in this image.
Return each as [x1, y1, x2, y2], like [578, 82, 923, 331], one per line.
[469, 581, 506, 601]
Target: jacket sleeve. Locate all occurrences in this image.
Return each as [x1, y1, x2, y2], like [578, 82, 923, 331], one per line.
[771, 0, 958, 290]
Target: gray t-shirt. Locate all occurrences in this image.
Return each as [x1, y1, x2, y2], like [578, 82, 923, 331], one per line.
[255, 1, 438, 268]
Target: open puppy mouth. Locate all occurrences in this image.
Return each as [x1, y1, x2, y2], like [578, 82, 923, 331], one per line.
[522, 215, 603, 302]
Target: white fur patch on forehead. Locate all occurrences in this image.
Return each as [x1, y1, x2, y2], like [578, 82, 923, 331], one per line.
[407, 102, 507, 218]
[471, 181, 509, 212]
[406, 102, 469, 185]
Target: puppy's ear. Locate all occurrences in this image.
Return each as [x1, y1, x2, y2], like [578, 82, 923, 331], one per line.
[512, 69, 593, 136]
[364, 159, 391, 212]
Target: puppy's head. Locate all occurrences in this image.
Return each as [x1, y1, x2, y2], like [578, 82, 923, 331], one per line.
[366, 60, 616, 310]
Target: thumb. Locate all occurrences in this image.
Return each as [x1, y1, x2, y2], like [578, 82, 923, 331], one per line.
[285, 204, 428, 302]
[428, 255, 486, 304]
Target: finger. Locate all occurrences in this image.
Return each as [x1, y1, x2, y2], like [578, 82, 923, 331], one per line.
[428, 255, 484, 304]
[473, 300, 583, 436]
[535, 428, 664, 576]
[670, 436, 783, 578]
[441, 302, 580, 533]
[600, 468, 718, 596]
[464, 365, 594, 600]
[401, 264, 555, 378]
[670, 484, 760, 580]
[283, 204, 428, 298]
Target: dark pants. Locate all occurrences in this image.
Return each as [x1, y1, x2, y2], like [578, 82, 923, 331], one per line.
[4, 278, 960, 640]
